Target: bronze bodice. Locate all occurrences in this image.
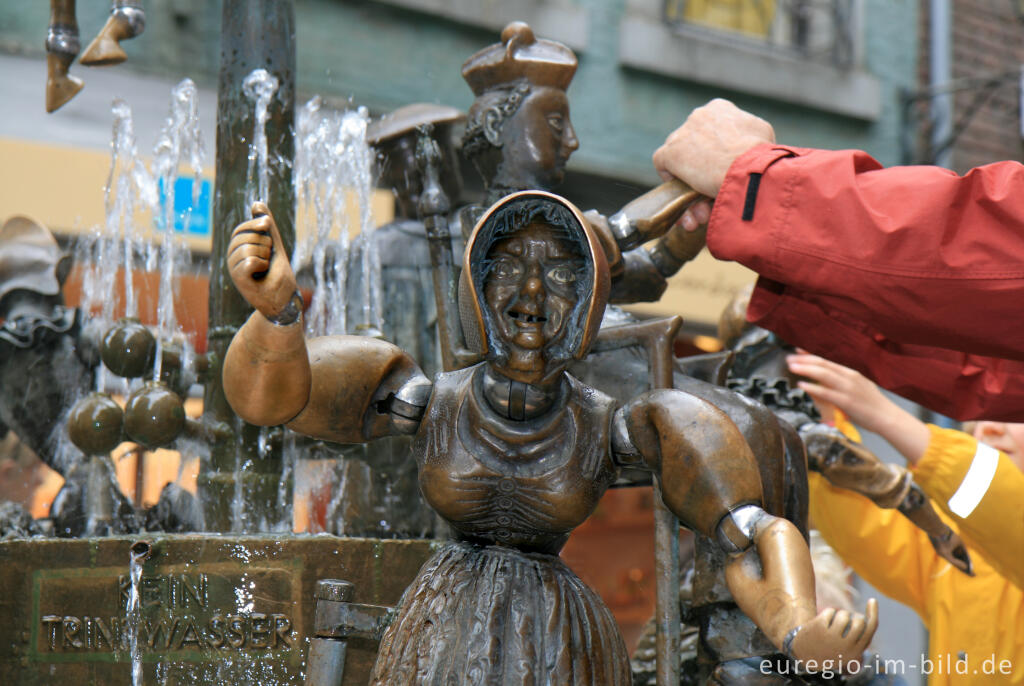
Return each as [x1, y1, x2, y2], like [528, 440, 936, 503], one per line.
[413, 364, 619, 554]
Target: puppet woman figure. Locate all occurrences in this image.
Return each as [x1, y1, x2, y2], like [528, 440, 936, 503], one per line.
[223, 191, 877, 685]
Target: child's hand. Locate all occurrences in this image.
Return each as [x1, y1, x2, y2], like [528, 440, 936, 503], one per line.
[787, 352, 932, 466]
[786, 353, 896, 436]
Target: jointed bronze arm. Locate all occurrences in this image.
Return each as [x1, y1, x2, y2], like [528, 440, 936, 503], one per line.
[614, 389, 878, 664]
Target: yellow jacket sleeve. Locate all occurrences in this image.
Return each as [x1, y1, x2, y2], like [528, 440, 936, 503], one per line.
[912, 425, 1024, 590]
[808, 470, 939, 619]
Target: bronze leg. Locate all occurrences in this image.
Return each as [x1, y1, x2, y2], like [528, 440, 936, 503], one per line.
[45, 0, 83, 112]
[81, 0, 146, 66]
[899, 484, 974, 575]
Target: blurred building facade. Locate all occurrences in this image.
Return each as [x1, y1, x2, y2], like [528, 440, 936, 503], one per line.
[0, 0, 924, 331]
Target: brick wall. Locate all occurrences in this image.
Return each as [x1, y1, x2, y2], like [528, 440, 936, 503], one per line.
[951, 0, 1024, 171]
[919, 0, 1024, 171]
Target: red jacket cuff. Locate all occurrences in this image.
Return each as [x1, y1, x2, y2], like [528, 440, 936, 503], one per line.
[706, 143, 803, 272]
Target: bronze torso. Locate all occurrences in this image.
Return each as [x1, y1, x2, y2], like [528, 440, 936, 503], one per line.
[414, 364, 619, 554]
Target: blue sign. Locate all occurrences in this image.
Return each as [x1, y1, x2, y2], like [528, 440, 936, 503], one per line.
[158, 176, 213, 237]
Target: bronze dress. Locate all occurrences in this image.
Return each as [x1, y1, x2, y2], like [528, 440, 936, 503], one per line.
[369, 363, 630, 685]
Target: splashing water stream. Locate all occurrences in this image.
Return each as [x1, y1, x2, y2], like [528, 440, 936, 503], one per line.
[106, 100, 158, 324]
[126, 542, 149, 686]
[151, 78, 205, 379]
[242, 69, 279, 210]
[294, 100, 379, 336]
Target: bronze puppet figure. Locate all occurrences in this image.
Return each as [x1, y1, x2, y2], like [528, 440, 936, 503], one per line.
[223, 191, 877, 684]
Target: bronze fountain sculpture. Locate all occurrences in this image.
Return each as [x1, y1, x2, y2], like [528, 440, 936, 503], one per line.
[222, 190, 878, 684]
[4, 10, 893, 683]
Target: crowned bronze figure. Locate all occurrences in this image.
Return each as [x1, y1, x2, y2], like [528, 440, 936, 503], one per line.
[223, 190, 877, 684]
[461, 23, 578, 206]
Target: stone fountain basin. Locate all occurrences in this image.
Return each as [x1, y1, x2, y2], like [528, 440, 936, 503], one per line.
[0, 533, 434, 685]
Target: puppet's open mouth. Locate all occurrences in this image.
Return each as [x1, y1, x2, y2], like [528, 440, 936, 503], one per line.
[508, 310, 547, 324]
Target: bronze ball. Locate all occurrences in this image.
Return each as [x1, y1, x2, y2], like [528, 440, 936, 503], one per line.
[123, 381, 185, 449]
[67, 392, 124, 455]
[101, 318, 157, 378]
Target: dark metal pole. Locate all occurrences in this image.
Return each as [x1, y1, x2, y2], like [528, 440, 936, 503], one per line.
[649, 318, 682, 686]
[199, 0, 296, 532]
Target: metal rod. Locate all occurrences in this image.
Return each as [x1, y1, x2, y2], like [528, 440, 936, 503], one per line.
[416, 128, 462, 372]
[647, 317, 682, 686]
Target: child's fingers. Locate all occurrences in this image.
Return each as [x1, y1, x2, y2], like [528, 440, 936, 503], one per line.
[787, 357, 841, 387]
[796, 380, 846, 408]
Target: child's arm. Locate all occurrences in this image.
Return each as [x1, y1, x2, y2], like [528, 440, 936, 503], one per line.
[788, 353, 1024, 590]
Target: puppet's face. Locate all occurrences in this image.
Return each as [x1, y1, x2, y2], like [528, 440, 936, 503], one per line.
[483, 222, 583, 380]
[500, 87, 578, 189]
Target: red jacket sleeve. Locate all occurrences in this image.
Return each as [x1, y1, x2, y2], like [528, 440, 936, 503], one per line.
[707, 144, 1024, 420]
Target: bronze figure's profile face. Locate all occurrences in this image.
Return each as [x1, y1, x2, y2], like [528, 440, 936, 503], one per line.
[461, 22, 580, 196]
[501, 86, 578, 189]
[483, 221, 583, 378]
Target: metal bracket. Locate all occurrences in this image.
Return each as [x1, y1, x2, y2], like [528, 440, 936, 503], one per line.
[304, 579, 397, 686]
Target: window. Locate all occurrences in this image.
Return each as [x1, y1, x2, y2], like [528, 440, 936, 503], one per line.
[663, 0, 857, 69]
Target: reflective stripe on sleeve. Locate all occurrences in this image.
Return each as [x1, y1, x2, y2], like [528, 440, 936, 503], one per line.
[947, 442, 999, 518]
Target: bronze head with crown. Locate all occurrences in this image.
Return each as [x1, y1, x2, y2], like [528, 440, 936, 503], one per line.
[461, 23, 580, 199]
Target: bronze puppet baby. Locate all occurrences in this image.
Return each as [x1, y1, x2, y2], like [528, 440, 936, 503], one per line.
[223, 191, 877, 685]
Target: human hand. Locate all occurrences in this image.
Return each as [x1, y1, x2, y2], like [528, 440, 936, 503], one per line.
[787, 599, 878, 672]
[652, 98, 775, 198]
[676, 198, 712, 233]
[786, 353, 896, 436]
[227, 202, 299, 321]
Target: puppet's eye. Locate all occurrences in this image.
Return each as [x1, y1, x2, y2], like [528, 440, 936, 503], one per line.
[546, 265, 576, 285]
[491, 257, 523, 280]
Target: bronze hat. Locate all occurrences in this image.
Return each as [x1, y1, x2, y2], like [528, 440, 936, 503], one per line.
[460, 190, 609, 363]
[0, 215, 68, 306]
[366, 103, 466, 146]
[461, 22, 577, 97]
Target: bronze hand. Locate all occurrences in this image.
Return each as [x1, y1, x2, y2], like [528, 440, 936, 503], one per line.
[227, 202, 300, 323]
[726, 515, 879, 672]
[787, 599, 879, 669]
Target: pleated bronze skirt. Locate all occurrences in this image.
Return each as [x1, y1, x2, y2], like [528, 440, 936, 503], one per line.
[370, 540, 630, 685]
